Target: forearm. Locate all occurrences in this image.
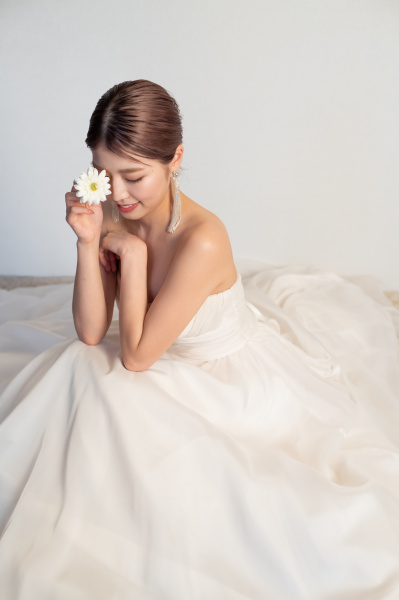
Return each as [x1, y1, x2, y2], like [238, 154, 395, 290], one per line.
[72, 239, 108, 344]
[119, 246, 148, 368]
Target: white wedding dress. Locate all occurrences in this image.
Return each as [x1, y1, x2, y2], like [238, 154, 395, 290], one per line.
[0, 257, 399, 599]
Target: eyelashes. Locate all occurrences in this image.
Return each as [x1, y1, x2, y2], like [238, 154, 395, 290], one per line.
[91, 165, 144, 185]
[125, 177, 144, 184]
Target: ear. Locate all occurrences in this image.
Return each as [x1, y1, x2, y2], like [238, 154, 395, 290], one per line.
[171, 144, 184, 172]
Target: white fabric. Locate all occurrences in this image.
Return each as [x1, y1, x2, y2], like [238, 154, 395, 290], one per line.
[0, 257, 399, 599]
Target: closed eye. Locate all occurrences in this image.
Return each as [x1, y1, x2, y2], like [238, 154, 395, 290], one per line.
[125, 177, 144, 184]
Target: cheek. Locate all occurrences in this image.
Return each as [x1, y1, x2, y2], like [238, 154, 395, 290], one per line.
[135, 179, 154, 200]
[125, 180, 149, 200]
[141, 175, 168, 199]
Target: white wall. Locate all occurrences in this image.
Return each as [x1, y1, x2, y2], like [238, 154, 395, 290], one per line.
[1, 0, 398, 288]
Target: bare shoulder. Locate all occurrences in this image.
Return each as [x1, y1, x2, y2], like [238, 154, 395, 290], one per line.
[175, 196, 237, 293]
[180, 200, 230, 246]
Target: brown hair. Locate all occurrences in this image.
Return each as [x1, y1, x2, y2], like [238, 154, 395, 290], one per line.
[85, 79, 183, 166]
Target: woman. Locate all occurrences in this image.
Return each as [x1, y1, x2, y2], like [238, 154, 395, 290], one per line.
[1, 79, 399, 600]
[66, 79, 237, 371]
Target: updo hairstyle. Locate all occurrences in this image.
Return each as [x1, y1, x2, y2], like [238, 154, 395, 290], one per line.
[85, 79, 183, 167]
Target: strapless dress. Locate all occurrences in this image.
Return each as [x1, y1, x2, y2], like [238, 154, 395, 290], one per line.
[0, 257, 398, 599]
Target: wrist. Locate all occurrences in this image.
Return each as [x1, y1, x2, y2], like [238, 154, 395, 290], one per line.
[77, 238, 100, 251]
[120, 238, 147, 260]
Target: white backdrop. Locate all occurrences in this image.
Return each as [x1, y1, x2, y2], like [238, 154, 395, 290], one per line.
[1, 0, 398, 288]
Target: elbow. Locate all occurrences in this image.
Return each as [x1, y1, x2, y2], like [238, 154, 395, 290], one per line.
[77, 332, 104, 346]
[122, 355, 152, 373]
[75, 323, 108, 346]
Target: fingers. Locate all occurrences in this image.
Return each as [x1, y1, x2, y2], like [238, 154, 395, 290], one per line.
[65, 186, 94, 209]
[65, 183, 93, 216]
[99, 246, 119, 273]
[99, 248, 108, 271]
[100, 248, 115, 272]
[109, 251, 117, 272]
[100, 233, 111, 251]
[68, 205, 94, 216]
[65, 206, 94, 228]
[66, 191, 84, 208]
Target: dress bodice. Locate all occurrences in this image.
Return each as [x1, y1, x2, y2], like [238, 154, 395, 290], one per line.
[116, 270, 265, 363]
[161, 272, 264, 362]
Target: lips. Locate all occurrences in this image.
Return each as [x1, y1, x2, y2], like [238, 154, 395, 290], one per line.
[117, 202, 139, 213]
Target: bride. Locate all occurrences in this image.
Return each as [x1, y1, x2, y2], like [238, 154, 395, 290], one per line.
[66, 78, 237, 371]
[1, 79, 399, 600]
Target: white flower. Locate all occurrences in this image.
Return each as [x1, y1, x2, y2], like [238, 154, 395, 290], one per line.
[74, 166, 112, 205]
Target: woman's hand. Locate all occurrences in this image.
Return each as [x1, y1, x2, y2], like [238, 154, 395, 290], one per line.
[65, 184, 103, 245]
[100, 231, 147, 272]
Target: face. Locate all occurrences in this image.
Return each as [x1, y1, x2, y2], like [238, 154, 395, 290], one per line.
[91, 142, 172, 222]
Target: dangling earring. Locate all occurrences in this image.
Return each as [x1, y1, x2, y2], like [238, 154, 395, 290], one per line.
[166, 169, 181, 233]
[112, 200, 119, 223]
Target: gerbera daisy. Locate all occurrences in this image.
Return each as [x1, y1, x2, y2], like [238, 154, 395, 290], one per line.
[74, 166, 112, 205]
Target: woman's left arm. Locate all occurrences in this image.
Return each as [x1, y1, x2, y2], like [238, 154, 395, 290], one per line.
[102, 223, 232, 372]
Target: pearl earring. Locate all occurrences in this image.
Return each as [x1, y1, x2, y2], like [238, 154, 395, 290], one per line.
[166, 169, 181, 233]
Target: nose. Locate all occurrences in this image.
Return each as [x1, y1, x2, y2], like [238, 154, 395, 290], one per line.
[109, 177, 130, 203]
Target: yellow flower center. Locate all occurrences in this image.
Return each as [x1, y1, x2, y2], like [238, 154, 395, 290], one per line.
[90, 182, 98, 191]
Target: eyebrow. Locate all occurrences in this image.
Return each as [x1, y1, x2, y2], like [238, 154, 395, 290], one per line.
[91, 161, 146, 173]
